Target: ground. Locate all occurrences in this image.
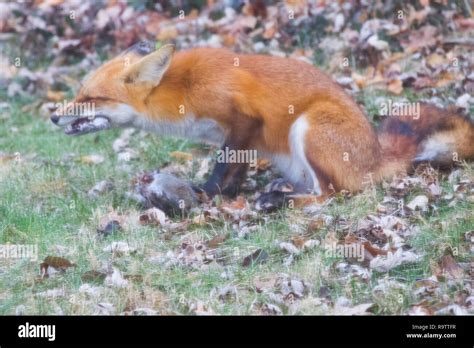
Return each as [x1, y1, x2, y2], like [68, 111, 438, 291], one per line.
[1, 89, 472, 315]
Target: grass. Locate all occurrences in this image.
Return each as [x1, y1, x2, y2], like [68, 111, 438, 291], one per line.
[0, 88, 472, 315]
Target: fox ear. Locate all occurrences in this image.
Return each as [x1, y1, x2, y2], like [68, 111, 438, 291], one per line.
[121, 44, 175, 86]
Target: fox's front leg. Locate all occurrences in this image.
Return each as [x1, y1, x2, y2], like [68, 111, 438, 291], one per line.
[202, 116, 259, 197]
[202, 144, 249, 197]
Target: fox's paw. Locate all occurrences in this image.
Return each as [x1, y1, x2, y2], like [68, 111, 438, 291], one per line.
[202, 181, 221, 198]
[221, 182, 241, 198]
[264, 178, 294, 193]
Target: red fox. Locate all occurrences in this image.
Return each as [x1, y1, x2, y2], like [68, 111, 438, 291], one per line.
[51, 41, 474, 208]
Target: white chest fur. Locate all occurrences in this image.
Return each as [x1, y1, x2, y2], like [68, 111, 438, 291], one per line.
[266, 115, 322, 195]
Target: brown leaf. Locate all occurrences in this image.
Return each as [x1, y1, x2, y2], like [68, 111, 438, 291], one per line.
[376, 204, 387, 213]
[279, 242, 301, 255]
[291, 235, 306, 249]
[41, 256, 76, 278]
[169, 151, 193, 162]
[413, 279, 439, 297]
[220, 196, 256, 221]
[124, 274, 143, 283]
[139, 207, 167, 226]
[207, 234, 228, 249]
[439, 254, 464, 280]
[387, 79, 403, 95]
[165, 221, 189, 233]
[306, 218, 325, 235]
[409, 304, 435, 315]
[242, 249, 268, 267]
[344, 233, 387, 262]
[425, 53, 447, 69]
[221, 196, 247, 211]
[362, 241, 388, 258]
[81, 270, 107, 283]
[42, 256, 76, 270]
[344, 233, 359, 244]
[253, 276, 277, 293]
[192, 212, 210, 225]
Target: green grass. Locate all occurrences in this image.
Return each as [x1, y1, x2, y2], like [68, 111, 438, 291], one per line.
[0, 92, 472, 315]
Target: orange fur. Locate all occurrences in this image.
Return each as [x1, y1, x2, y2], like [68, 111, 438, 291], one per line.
[69, 45, 474, 198]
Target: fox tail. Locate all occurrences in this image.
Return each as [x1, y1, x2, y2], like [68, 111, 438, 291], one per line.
[376, 103, 474, 180]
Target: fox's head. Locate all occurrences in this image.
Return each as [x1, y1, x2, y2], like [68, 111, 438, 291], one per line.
[51, 41, 175, 135]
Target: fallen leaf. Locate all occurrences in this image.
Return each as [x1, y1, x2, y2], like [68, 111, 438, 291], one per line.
[306, 218, 325, 235]
[139, 207, 168, 226]
[105, 267, 129, 288]
[103, 241, 136, 255]
[217, 285, 237, 302]
[439, 254, 464, 280]
[81, 270, 107, 283]
[208, 234, 228, 249]
[124, 274, 143, 283]
[425, 53, 447, 69]
[40, 256, 76, 277]
[291, 235, 306, 249]
[387, 79, 403, 94]
[277, 278, 307, 299]
[242, 249, 268, 267]
[220, 196, 256, 221]
[409, 305, 435, 315]
[279, 241, 300, 255]
[406, 195, 429, 211]
[370, 248, 420, 272]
